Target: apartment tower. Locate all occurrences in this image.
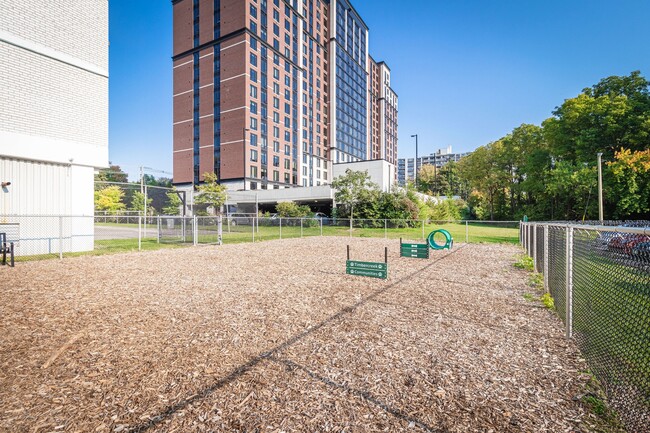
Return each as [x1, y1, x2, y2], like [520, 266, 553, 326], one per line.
[172, 0, 397, 190]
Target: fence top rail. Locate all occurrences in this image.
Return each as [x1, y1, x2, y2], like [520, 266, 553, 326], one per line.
[523, 222, 650, 235]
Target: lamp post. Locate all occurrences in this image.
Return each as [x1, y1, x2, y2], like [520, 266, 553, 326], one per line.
[410, 134, 418, 189]
[597, 152, 603, 223]
[243, 128, 249, 191]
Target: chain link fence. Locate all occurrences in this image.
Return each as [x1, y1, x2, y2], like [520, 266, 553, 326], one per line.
[1, 215, 520, 262]
[522, 222, 650, 432]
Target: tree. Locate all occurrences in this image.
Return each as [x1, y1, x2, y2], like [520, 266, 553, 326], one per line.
[163, 189, 183, 215]
[95, 164, 128, 183]
[607, 148, 650, 219]
[331, 169, 378, 220]
[130, 191, 154, 214]
[94, 186, 126, 213]
[194, 172, 227, 215]
[275, 201, 311, 217]
[417, 164, 437, 194]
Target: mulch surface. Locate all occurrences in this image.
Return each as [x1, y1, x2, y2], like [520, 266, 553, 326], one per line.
[1, 238, 596, 432]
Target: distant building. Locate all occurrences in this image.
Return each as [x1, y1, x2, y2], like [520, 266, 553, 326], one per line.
[171, 0, 398, 192]
[398, 146, 471, 185]
[0, 0, 108, 252]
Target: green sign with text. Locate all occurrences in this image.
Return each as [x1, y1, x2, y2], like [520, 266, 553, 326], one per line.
[400, 243, 429, 259]
[346, 260, 388, 279]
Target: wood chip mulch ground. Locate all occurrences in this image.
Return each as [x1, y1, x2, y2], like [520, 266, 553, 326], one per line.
[1, 237, 603, 432]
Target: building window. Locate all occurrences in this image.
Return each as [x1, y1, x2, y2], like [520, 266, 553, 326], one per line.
[250, 85, 257, 98]
[273, 155, 279, 167]
[250, 166, 258, 178]
[250, 149, 258, 161]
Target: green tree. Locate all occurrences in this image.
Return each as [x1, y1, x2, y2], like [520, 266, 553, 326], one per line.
[331, 169, 379, 219]
[275, 201, 311, 217]
[607, 148, 650, 218]
[163, 189, 183, 215]
[95, 164, 128, 183]
[94, 186, 126, 213]
[195, 172, 227, 215]
[130, 191, 154, 214]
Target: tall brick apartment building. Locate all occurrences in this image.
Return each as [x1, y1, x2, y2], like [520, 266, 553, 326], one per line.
[172, 0, 397, 191]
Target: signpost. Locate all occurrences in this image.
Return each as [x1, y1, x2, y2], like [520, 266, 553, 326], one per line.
[400, 238, 429, 259]
[346, 245, 388, 279]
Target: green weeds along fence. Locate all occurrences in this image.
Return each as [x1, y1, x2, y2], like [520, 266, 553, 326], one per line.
[521, 222, 650, 432]
[0, 215, 519, 261]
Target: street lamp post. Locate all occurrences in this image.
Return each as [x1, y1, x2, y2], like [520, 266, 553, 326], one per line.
[243, 128, 249, 191]
[411, 134, 418, 189]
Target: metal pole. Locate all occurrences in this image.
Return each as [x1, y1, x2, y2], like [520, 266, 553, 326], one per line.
[349, 217, 352, 237]
[144, 185, 148, 237]
[320, 218, 323, 236]
[543, 224, 549, 291]
[597, 152, 603, 223]
[533, 223, 538, 272]
[384, 219, 387, 239]
[157, 215, 160, 244]
[193, 215, 198, 246]
[279, 217, 282, 239]
[218, 215, 223, 245]
[300, 218, 303, 237]
[252, 217, 255, 243]
[465, 220, 469, 243]
[59, 216, 63, 259]
[138, 215, 142, 251]
[565, 225, 573, 338]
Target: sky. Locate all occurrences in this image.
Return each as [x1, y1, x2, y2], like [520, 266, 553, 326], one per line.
[108, 0, 650, 179]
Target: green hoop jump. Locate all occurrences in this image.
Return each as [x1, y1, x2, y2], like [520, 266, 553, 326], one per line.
[427, 229, 453, 250]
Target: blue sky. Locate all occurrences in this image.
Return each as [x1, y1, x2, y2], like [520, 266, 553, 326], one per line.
[108, 0, 650, 179]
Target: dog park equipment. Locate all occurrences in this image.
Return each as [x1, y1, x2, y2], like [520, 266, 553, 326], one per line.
[427, 229, 453, 250]
[1, 232, 15, 267]
[399, 238, 429, 259]
[346, 245, 388, 279]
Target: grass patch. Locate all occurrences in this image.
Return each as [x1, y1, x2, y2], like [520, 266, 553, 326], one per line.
[528, 272, 543, 289]
[577, 371, 626, 433]
[540, 292, 555, 309]
[514, 254, 534, 271]
[522, 293, 536, 302]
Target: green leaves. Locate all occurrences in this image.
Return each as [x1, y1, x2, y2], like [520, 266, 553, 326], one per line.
[194, 172, 227, 214]
[94, 186, 126, 213]
[456, 71, 650, 220]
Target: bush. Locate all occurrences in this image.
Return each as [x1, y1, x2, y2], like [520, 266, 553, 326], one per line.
[276, 201, 311, 217]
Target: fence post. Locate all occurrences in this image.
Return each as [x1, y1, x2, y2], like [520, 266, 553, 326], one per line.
[138, 216, 142, 251]
[279, 217, 282, 239]
[349, 217, 352, 237]
[59, 216, 63, 259]
[533, 223, 538, 272]
[565, 225, 574, 338]
[543, 224, 549, 291]
[320, 218, 323, 236]
[193, 215, 198, 246]
[466, 220, 469, 243]
[157, 215, 161, 244]
[252, 217, 255, 243]
[384, 219, 387, 239]
[218, 215, 223, 245]
[300, 218, 303, 237]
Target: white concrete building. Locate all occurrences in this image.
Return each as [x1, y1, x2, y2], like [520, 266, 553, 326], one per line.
[0, 0, 109, 254]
